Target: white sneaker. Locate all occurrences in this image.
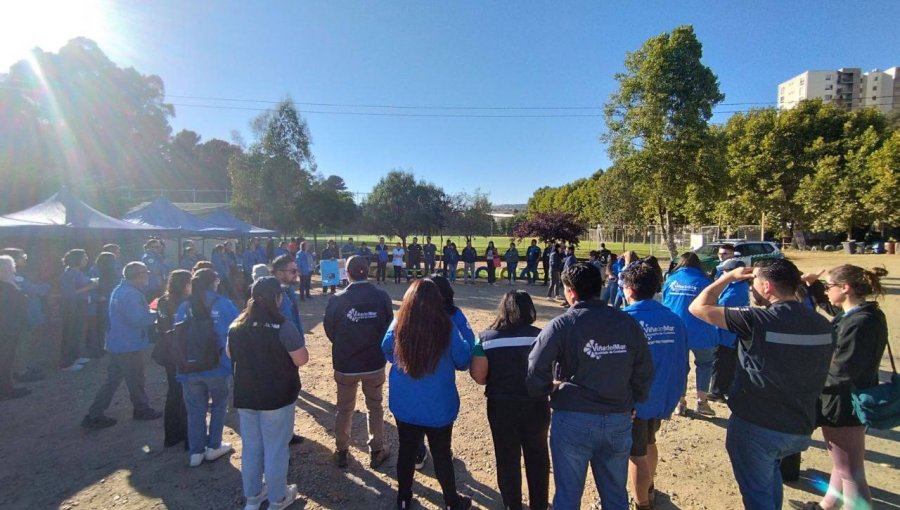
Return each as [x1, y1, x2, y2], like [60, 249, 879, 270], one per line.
[189, 453, 205, 467]
[204, 442, 233, 462]
[61, 363, 84, 372]
[244, 484, 268, 510]
[268, 484, 299, 510]
[75, 357, 92, 364]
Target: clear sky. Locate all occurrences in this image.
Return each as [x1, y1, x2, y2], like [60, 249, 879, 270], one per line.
[2, 1, 898, 204]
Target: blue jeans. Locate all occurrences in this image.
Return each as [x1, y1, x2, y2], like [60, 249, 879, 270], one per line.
[691, 347, 716, 395]
[447, 263, 458, 282]
[726, 415, 811, 510]
[507, 263, 517, 282]
[183, 375, 232, 455]
[238, 403, 295, 503]
[550, 410, 633, 510]
[525, 263, 538, 284]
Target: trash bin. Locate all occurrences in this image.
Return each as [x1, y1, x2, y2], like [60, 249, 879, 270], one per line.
[842, 241, 857, 254]
[887, 241, 896, 255]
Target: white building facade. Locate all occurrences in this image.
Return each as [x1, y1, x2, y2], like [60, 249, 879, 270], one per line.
[778, 66, 898, 113]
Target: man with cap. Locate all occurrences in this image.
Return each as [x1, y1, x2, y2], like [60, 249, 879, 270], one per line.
[81, 262, 162, 429]
[324, 255, 394, 469]
[707, 256, 749, 403]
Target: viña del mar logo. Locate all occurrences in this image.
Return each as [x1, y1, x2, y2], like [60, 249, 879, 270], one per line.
[583, 340, 628, 360]
[346, 308, 379, 323]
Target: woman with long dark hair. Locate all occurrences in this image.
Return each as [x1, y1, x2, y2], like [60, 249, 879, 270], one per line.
[796, 266, 889, 510]
[382, 279, 473, 510]
[155, 270, 192, 448]
[87, 252, 118, 358]
[175, 268, 240, 467]
[228, 277, 309, 510]
[470, 290, 549, 510]
[662, 252, 718, 417]
[485, 241, 498, 286]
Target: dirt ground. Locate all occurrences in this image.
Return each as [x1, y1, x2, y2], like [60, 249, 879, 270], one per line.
[0, 251, 897, 509]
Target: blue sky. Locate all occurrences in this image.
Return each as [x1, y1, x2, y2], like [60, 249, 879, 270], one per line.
[3, 1, 898, 204]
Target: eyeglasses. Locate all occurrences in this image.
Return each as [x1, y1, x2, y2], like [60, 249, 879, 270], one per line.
[822, 281, 841, 290]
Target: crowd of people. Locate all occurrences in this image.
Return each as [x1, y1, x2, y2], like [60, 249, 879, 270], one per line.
[0, 235, 892, 510]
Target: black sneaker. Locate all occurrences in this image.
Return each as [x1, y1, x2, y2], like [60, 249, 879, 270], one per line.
[82, 415, 117, 429]
[289, 433, 305, 445]
[0, 387, 32, 401]
[133, 408, 162, 420]
[334, 449, 349, 468]
[448, 495, 472, 510]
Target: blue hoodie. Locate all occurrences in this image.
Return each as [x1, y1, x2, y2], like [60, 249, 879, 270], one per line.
[175, 290, 239, 380]
[242, 249, 258, 273]
[661, 267, 718, 349]
[624, 300, 689, 419]
[716, 280, 750, 347]
[105, 280, 155, 353]
[382, 321, 472, 427]
[451, 308, 476, 350]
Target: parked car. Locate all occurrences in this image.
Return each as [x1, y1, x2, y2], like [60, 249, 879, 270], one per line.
[693, 240, 783, 274]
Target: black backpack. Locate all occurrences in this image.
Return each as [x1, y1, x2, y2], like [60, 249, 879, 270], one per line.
[173, 297, 221, 374]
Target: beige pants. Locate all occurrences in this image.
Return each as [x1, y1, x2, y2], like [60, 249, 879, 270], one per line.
[334, 369, 386, 452]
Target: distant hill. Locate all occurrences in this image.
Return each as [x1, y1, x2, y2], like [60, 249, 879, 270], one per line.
[492, 203, 526, 213]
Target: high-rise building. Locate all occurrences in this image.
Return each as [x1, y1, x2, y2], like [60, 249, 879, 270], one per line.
[777, 67, 898, 113]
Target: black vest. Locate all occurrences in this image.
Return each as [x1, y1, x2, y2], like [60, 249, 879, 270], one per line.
[230, 321, 300, 411]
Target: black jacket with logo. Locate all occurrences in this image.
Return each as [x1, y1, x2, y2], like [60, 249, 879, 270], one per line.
[324, 281, 394, 374]
[527, 300, 654, 414]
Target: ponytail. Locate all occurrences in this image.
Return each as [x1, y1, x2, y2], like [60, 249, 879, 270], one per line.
[827, 265, 888, 299]
[190, 268, 217, 318]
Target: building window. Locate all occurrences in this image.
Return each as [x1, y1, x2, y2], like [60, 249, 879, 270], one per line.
[824, 95, 832, 100]
[800, 79, 805, 86]
[873, 96, 878, 101]
[826, 74, 832, 80]
[825, 84, 833, 90]
[874, 76, 879, 81]
[873, 86, 877, 91]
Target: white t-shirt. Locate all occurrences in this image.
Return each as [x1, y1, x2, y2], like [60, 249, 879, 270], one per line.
[392, 248, 405, 267]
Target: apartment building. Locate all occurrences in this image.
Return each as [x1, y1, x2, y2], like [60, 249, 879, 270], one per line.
[777, 67, 898, 113]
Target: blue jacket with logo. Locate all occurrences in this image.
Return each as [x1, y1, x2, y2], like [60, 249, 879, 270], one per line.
[662, 267, 719, 350]
[526, 245, 542, 266]
[382, 322, 472, 427]
[717, 280, 750, 347]
[624, 300, 689, 419]
[141, 251, 168, 292]
[105, 280, 155, 353]
[175, 290, 239, 380]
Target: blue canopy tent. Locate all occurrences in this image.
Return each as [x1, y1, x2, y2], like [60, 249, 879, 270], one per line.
[197, 208, 277, 236]
[0, 188, 170, 238]
[122, 196, 238, 237]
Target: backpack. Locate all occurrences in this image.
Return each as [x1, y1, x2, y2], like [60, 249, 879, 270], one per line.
[172, 297, 221, 374]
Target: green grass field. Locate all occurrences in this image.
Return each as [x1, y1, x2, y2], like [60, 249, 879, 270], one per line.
[305, 234, 689, 261]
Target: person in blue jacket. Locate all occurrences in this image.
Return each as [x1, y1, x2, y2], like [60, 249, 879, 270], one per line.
[374, 237, 390, 285]
[662, 252, 719, 417]
[273, 241, 290, 259]
[141, 239, 169, 299]
[381, 279, 473, 510]
[445, 243, 460, 283]
[622, 262, 689, 510]
[175, 268, 240, 467]
[525, 239, 542, 285]
[82, 262, 162, 429]
[295, 242, 314, 300]
[708, 258, 749, 403]
[243, 239, 259, 280]
[180, 241, 202, 271]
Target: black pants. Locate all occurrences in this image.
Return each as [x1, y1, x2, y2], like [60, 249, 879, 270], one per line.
[542, 261, 549, 284]
[377, 262, 387, 283]
[86, 302, 108, 358]
[299, 274, 312, 298]
[87, 351, 150, 418]
[0, 332, 19, 394]
[60, 302, 86, 368]
[163, 363, 188, 447]
[487, 399, 551, 510]
[547, 269, 562, 298]
[396, 420, 459, 507]
[425, 260, 435, 275]
[710, 345, 737, 397]
[393, 265, 403, 283]
[487, 263, 496, 284]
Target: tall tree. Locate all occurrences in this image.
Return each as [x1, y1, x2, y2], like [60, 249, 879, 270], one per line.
[603, 25, 724, 258]
[362, 170, 447, 246]
[863, 131, 900, 231]
[296, 178, 359, 238]
[447, 190, 493, 240]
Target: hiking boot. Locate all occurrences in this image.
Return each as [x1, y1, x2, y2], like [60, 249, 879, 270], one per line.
[370, 447, 391, 469]
[81, 415, 117, 429]
[205, 442, 233, 462]
[414, 445, 429, 470]
[334, 449, 349, 468]
[696, 400, 716, 417]
[268, 484, 299, 510]
[133, 408, 162, 420]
